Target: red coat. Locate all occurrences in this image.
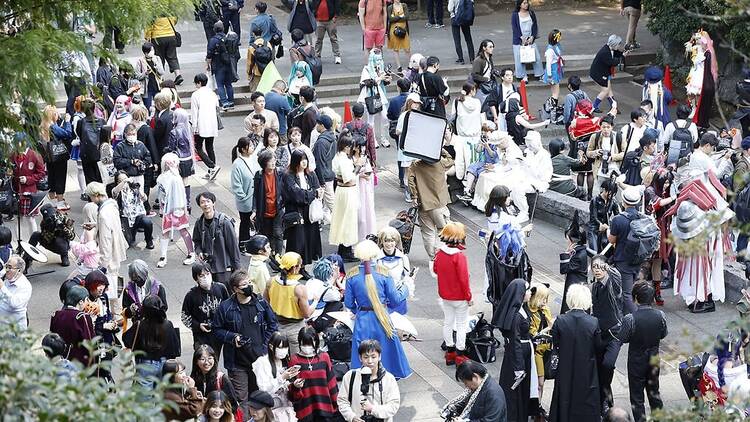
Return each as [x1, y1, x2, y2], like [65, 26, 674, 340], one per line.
[11, 149, 46, 195]
[433, 246, 472, 301]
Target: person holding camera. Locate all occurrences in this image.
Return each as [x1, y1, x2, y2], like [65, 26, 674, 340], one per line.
[25, 203, 76, 270]
[182, 262, 229, 357]
[111, 171, 154, 249]
[121, 259, 168, 327]
[113, 123, 153, 194]
[213, 269, 279, 417]
[338, 340, 400, 422]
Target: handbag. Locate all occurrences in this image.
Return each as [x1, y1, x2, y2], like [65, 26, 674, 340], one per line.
[544, 349, 559, 380]
[167, 18, 182, 47]
[216, 106, 224, 130]
[281, 211, 304, 231]
[393, 26, 407, 38]
[519, 44, 536, 64]
[36, 176, 49, 191]
[98, 161, 117, 185]
[308, 197, 327, 223]
[365, 87, 384, 115]
[47, 137, 69, 163]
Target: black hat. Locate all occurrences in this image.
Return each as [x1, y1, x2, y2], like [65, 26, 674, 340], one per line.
[247, 390, 274, 409]
[565, 210, 585, 244]
[246, 234, 270, 255]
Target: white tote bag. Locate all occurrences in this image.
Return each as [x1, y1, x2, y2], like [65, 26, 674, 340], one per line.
[308, 198, 328, 223]
[519, 45, 536, 64]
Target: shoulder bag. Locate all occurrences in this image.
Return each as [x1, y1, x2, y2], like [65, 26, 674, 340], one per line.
[519, 44, 536, 64]
[167, 18, 182, 47]
[365, 86, 384, 115]
[47, 136, 69, 163]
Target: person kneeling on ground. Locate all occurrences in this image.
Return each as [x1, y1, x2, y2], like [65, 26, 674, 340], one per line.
[26, 203, 76, 270]
[112, 171, 154, 249]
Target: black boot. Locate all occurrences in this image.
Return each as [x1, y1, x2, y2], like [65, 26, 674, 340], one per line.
[340, 245, 357, 262]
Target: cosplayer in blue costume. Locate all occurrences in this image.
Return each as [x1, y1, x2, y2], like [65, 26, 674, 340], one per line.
[642, 66, 673, 132]
[344, 240, 412, 379]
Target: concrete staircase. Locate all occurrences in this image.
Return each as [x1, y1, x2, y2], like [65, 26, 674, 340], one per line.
[175, 52, 655, 118]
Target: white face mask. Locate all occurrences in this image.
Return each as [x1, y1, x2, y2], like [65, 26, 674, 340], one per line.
[198, 275, 212, 290]
[126, 135, 137, 143]
[299, 345, 315, 356]
[275, 347, 289, 360]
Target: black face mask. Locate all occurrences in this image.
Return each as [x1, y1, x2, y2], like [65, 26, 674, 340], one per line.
[240, 285, 253, 297]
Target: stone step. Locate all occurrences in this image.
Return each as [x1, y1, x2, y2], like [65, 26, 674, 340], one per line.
[195, 70, 634, 118]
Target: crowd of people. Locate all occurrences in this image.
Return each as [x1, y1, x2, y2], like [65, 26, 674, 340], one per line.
[4, 0, 750, 421]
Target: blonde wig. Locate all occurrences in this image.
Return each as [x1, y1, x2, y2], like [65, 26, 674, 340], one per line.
[354, 240, 394, 338]
[377, 226, 403, 251]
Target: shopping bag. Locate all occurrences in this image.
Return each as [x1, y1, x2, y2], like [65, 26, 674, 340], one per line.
[519, 45, 536, 64]
[256, 61, 284, 94]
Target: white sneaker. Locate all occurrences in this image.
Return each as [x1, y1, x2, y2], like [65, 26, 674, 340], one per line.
[209, 166, 221, 181]
[183, 254, 195, 265]
[156, 257, 167, 268]
[334, 56, 342, 64]
[380, 139, 391, 148]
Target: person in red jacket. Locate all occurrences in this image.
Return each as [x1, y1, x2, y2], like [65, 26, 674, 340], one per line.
[433, 221, 472, 367]
[11, 144, 47, 235]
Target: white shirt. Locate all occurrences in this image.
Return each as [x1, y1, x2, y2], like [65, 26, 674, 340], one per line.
[659, 119, 699, 153]
[0, 275, 32, 329]
[619, 123, 646, 154]
[190, 86, 220, 138]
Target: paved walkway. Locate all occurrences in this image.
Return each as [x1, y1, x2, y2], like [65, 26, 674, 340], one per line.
[33, 6, 720, 421]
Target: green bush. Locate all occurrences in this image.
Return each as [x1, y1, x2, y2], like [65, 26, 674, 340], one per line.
[0, 323, 169, 421]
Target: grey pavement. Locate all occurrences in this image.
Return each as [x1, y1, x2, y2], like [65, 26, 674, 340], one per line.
[30, 4, 722, 421]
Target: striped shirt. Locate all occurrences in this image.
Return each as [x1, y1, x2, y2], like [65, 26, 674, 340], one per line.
[289, 352, 339, 421]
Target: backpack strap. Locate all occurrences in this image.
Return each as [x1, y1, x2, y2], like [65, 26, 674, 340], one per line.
[216, 371, 224, 389]
[348, 369, 357, 404]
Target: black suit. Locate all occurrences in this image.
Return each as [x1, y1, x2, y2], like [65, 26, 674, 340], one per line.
[152, 109, 174, 167]
[589, 45, 623, 88]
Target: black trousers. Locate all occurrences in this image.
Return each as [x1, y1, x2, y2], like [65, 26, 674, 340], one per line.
[27, 232, 69, 266]
[257, 215, 283, 254]
[124, 215, 154, 246]
[46, 159, 68, 195]
[616, 265, 638, 315]
[82, 160, 102, 185]
[426, 0, 444, 24]
[628, 358, 663, 422]
[153, 36, 180, 73]
[451, 24, 475, 62]
[103, 26, 125, 50]
[221, 9, 241, 38]
[64, 76, 86, 116]
[597, 334, 622, 411]
[194, 136, 216, 168]
[238, 211, 254, 249]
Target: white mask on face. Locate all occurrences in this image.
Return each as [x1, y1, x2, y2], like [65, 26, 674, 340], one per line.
[275, 347, 289, 360]
[299, 345, 315, 356]
[126, 135, 137, 143]
[198, 274, 212, 290]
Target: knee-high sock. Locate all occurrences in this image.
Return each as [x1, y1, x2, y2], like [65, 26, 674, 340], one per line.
[179, 228, 194, 254]
[160, 238, 169, 258]
[607, 96, 615, 106]
[185, 185, 191, 209]
[593, 97, 602, 111]
[76, 162, 86, 191]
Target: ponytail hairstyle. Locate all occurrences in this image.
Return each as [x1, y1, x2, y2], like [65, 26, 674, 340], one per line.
[354, 240, 394, 338]
[231, 136, 253, 162]
[459, 82, 475, 103]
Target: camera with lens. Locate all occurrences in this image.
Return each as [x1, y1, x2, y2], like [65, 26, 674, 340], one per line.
[600, 150, 610, 174]
[362, 416, 384, 422]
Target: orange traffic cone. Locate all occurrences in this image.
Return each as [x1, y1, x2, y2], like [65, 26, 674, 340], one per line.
[343, 100, 353, 124]
[519, 80, 535, 120]
[664, 65, 677, 105]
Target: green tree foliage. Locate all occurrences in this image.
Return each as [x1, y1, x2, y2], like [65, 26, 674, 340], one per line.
[0, 323, 170, 420]
[642, 0, 750, 65]
[0, 0, 196, 159]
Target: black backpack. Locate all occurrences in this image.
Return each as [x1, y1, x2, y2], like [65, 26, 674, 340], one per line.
[296, 45, 322, 85]
[622, 212, 660, 266]
[465, 312, 500, 363]
[287, 104, 304, 134]
[323, 324, 352, 362]
[671, 121, 694, 159]
[253, 43, 273, 74]
[346, 122, 368, 146]
[622, 150, 642, 186]
[78, 117, 103, 161]
[734, 183, 750, 223]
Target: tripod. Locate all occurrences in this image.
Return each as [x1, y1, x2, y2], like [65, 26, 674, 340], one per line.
[12, 189, 55, 278]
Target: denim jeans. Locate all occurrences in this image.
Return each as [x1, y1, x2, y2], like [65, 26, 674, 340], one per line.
[136, 358, 165, 389]
[214, 66, 234, 106]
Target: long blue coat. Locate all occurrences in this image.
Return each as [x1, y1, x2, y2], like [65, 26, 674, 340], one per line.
[344, 263, 412, 379]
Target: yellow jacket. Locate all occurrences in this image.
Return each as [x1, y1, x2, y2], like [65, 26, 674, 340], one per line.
[145, 17, 177, 40]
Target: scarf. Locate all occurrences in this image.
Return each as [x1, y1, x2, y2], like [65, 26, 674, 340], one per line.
[126, 277, 161, 306]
